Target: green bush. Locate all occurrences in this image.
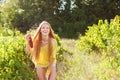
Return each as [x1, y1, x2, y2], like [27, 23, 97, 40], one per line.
[76, 15, 120, 79]
[0, 27, 36, 80]
[55, 34, 64, 62]
[0, 27, 64, 79]
[77, 15, 120, 54]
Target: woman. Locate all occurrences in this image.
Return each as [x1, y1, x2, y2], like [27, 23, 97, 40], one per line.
[25, 21, 57, 80]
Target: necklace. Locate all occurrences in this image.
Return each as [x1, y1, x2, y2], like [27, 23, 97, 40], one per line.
[42, 40, 48, 43]
[41, 36, 49, 45]
[41, 40, 48, 46]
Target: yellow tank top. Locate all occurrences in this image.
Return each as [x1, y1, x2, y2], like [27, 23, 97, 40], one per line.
[35, 39, 57, 67]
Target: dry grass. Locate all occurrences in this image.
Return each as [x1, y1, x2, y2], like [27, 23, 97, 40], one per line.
[56, 39, 120, 80]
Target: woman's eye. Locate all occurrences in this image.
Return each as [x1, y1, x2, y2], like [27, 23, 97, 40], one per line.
[41, 27, 45, 29]
[46, 27, 49, 29]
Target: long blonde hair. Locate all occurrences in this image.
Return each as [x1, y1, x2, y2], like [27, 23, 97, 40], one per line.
[32, 21, 55, 61]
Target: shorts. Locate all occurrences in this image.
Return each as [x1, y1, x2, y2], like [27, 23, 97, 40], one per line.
[35, 64, 56, 68]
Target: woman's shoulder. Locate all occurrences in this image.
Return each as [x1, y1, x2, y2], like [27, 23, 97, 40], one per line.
[51, 38, 56, 41]
[51, 38, 57, 45]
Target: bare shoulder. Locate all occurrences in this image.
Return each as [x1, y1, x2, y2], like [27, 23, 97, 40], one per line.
[51, 38, 57, 45]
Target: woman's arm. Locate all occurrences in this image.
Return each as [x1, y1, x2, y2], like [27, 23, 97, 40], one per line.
[47, 39, 57, 80]
[25, 34, 33, 55]
[48, 39, 57, 70]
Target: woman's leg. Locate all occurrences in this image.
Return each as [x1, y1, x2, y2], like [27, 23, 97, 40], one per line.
[49, 64, 56, 80]
[36, 67, 47, 80]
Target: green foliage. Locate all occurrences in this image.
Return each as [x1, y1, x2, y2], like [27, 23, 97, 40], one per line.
[55, 34, 64, 62]
[0, 0, 19, 28]
[0, 27, 36, 80]
[77, 15, 120, 54]
[0, 27, 65, 79]
[1, 0, 120, 38]
[76, 15, 120, 79]
[12, 0, 61, 32]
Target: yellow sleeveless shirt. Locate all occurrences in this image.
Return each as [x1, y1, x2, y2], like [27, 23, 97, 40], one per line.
[34, 39, 57, 67]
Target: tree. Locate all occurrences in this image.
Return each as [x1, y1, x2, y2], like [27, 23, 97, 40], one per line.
[0, 0, 19, 28]
[12, 0, 61, 33]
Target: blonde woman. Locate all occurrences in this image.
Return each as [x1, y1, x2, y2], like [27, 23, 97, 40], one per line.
[25, 21, 57, 80]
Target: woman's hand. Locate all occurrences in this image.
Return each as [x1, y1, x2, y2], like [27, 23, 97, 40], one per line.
[25, 34, 31, 41]
[47, 65, 52, 72]
[47, 64, 56, 80]
[25, 34, 33, 48]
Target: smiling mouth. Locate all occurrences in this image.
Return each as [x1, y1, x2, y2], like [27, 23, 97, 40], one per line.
[44, 32, 48, 33]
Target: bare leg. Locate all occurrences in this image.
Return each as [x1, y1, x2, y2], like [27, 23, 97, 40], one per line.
[36, 67, 47, 80]
[49, 65, 56, 80]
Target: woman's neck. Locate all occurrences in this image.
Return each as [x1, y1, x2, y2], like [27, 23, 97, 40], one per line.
[42, 35, 49, 41]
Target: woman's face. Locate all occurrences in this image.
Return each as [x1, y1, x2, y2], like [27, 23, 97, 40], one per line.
[40, 23, 50, 36]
